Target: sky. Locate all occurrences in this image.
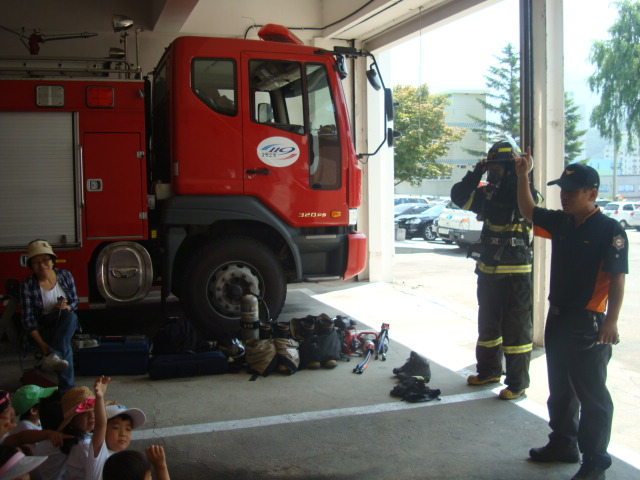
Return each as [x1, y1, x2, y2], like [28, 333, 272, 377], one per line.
[388, 0, 619, 114]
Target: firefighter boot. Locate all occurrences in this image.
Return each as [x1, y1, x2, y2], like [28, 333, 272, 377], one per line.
[315, 315, 338, 368]
[393, 351, 431, 382]
[314, 313, 334, 335]
[301, 316, 317, 339]
[299, 336, 321, 370]
[498, 387, 526, 400]
[275, 322, 291, 338]
[290, 316, 316, 342]
[467, 374, 501, 386]
[259, 321, 273, 339]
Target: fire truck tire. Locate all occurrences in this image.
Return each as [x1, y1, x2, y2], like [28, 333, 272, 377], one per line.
[182, 237, 286, 337]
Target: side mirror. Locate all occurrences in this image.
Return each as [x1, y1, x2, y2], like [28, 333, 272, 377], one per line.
[334, 55, 348, 80]
[384, 88, 394, 122]
[366, 67, 382, 91]
[257, 103, 274, 123]
[387, 128, 401, 148]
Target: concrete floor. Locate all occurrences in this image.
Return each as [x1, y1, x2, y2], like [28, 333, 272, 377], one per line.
[1, 239, 639, 479]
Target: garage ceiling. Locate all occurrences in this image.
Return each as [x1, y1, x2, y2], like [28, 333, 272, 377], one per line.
[0, 0, 478, 48]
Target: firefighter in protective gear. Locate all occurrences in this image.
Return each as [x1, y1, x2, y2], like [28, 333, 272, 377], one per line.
[450, 140, 541, 400]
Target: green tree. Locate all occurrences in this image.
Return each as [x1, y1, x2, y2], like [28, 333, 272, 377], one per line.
[468, 43, 587, 162]
[564, 92, 588, 164]
[465, 43, 520, 157]
[588, 0, 640, 151]
[393, 84, 464, 186]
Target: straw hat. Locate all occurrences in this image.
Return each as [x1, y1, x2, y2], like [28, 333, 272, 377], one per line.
[26, 239, 56, 268]
[58, 386, 95, 431]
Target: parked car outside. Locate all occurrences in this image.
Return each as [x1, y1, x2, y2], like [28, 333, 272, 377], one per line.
[436, 201, 483, 247]
[602, 201, 640, 228]
[394, 195, 429, 206]
[396, 203, 446, 241]
[629, 210, 640, 231]
[394, 203, 431, 218]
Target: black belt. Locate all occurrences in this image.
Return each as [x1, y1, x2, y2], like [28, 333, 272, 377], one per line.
[483, 237, 526, 247]
[549, 305, 598, 315]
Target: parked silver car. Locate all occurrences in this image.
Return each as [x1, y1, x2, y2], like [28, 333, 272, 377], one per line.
[602, 201, 640, 228]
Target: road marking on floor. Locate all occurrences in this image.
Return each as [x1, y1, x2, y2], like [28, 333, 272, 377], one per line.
[133, 389, 497, 441]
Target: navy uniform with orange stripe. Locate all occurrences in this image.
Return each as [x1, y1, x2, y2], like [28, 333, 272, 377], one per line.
[531, 164, 628, 474]
[451, 140, 541, 399]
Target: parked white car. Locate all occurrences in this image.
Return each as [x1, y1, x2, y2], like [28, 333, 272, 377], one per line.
[436, 201, 483, 247]
[394, 195, 429, 206]
[602, 201, 640, 228]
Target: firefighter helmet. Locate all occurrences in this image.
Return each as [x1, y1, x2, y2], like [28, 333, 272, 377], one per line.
[486, 139, 521, 163]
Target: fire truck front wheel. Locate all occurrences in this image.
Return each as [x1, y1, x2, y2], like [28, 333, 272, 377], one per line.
[182, 237, 286, 337]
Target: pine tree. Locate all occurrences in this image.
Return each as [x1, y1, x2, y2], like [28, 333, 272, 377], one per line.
[464, 43, 520, 157]
[564, 93, 588, 164]
[466, 43, 586, 161]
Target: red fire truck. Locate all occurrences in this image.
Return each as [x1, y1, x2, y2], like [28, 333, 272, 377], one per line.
[0, 25, 393, 336]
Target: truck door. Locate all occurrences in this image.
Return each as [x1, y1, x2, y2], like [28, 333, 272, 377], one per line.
[241, 53, 346, 227]
[83, 132, 145, 238]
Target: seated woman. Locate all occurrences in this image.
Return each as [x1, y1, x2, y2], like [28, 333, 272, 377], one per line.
[21, 240, 80, 392]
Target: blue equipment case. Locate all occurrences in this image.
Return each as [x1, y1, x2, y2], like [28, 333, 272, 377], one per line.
[76, 335, 150, 376]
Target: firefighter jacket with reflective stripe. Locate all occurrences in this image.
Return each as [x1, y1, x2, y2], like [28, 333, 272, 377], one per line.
[451, 168, 541, 278]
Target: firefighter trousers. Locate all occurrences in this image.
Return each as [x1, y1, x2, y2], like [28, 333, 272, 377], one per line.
[475, 274, 532, 391]
[544, 308, 613, 469]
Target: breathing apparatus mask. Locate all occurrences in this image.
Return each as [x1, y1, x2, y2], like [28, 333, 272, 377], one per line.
[485, 137, 523, 186]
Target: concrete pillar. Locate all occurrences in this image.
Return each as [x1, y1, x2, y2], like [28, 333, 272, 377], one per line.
[356, 50, 395, 283]
[530, 0, 565, 345]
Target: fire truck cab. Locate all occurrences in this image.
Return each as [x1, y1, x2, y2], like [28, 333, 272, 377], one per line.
[0, 25, 389, 336]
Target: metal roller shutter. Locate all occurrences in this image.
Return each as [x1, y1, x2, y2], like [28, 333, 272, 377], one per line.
[0, 111, 77, 248]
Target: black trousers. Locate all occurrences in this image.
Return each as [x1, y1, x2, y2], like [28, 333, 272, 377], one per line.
[544, 308, 613, 468]
[476, 274, 532, 391]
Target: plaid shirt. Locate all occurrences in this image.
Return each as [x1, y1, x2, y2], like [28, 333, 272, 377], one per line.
[21, 268, 79, 332]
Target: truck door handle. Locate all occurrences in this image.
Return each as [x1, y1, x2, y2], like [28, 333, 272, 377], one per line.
[246, 169, 271, 175]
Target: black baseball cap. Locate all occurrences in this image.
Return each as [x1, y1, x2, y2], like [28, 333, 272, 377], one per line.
[547, 163, 600, 191]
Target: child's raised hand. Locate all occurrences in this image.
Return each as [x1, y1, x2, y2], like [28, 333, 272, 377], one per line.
[146, 445, 167, 468]
[93, 375, 111, 400]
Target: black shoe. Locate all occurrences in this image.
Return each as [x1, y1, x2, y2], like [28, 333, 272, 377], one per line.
[393, 351, 431, 382]
[571, 462, 606, 480]
[529, 443, 580, 463]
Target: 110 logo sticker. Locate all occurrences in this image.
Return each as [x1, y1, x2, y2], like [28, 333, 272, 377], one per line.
[256, 136, 300, 167]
